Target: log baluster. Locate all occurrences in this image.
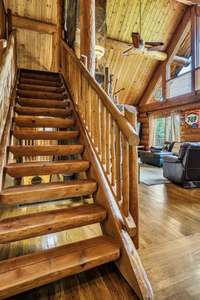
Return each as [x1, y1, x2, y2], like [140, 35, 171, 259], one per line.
[122, 136, 129, 217]
[125, 105, 139, 248]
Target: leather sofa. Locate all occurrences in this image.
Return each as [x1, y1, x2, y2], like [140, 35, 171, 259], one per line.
[163, 142, 200, 188]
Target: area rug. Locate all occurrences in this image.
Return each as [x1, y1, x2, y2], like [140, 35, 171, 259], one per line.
[139, 163, 170, 186]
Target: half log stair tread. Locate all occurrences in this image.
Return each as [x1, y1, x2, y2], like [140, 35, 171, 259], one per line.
[6, 160, 90, 177]
[0, 236, 120, 299]
[0, 180, 97, 205]
[17, 98, 70, 108]
[0, 204, 106, 243]
[12, 129, 79, 140]
[18, 83, 65, 93]
[20, 72, 61, 82]
[0, 68, 147, 300]
[14, 116, 75, 128]
[15, 105, 72, 118]
[9, 145, 84, 157]
[17, 90, 67, 100]
[20, 77, 62, 87]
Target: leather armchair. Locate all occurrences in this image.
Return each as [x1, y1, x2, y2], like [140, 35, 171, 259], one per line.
[163, 143, 200, 188]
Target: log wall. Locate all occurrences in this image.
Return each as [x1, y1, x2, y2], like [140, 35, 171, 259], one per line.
[139, 102, 200, 149]
[138, 112, 149, 149]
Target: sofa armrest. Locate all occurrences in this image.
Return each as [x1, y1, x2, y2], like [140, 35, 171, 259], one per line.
[163, 156, 180, 163]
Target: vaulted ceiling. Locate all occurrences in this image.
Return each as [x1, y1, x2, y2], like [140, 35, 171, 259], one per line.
[4, 0, 190, 106]
[105, 0, 187, 105]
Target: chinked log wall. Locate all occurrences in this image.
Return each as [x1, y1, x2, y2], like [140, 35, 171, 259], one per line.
[139, 102, 200, 149]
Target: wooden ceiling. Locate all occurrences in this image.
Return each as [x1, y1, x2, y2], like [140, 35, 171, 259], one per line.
[105, 0, 187, 104]
[4, 0, 190, 105]
[5, 0, 57, 70]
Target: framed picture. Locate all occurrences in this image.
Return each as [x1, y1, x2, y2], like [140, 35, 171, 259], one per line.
[184, 111, 200, 128]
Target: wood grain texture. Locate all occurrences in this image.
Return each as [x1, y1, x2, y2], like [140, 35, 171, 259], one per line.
[0, 236, 120, 299]
[17, 90, 66, 100]
[139, 182, 200, 299]
[0, 179, 97, 205]
[18, 83, 65, 93]
[19, 77, 62, 87]
[9, 145, 84, 157]
[15, 105, 72, 118]
[0, 204, 106, 243]
[14, 116, 75, 128]
[12, 129, 79, 140]
[6, 160, 90, 177]
[17, 98, 70, 108]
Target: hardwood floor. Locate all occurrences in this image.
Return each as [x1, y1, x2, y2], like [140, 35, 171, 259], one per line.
[139, 183, 200, 300]
[1, 182, 200, 299]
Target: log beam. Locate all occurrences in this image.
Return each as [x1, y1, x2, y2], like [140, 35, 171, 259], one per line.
[138, 7, 191, 107]
[176, 0, 200, 5]
[80, 0, 96, 76]
[12, 15, 57, 34]
[52, 0, 62, 72]
[106, 38, 189, 65]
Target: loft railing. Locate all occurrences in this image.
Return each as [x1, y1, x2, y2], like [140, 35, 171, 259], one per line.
[61, 40, 139, 244]
[165, 67, 200, 99]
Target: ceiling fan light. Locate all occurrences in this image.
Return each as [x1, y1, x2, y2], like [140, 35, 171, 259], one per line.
[95, 45, 105, 60]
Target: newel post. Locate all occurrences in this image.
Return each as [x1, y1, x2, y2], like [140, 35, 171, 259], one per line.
[124, 105, 139, 249]
[80, 0, 96, 76]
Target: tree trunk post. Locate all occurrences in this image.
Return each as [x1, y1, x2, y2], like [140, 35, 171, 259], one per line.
[80, 0, 96, 76]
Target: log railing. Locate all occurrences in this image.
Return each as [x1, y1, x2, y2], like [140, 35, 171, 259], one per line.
[0, 31, 17, 142]
[0, 30, 17, 190]
[61, 40, 139, 245]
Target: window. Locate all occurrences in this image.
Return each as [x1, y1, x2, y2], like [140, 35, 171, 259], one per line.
[152, 114, 180, 147]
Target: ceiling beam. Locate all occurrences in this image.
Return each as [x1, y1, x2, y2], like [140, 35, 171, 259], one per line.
[138, 7, 191, 107]
[176, 0, 200, 5]
[12, 15, 57, 34]
[106, 38, 167, 61]
[106, 37, 190, 66]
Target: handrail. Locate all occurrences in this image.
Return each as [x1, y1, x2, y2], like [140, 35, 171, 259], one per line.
[61, 39, 139, 244]
[0, 30, 17, 190]
[61, 40, 139, 146]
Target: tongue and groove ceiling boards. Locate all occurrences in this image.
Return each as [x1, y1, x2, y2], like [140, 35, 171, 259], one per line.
[105, 0, 187, 105]
[4, 0, 189, 105]
[4, 0, 57, 70]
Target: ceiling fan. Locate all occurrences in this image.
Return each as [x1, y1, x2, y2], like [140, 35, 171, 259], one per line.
[123, 0, 165, 59]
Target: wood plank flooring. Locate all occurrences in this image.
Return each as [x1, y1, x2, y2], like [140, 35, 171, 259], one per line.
[139, 183, 200, 300]
[1, 182, 200, 299]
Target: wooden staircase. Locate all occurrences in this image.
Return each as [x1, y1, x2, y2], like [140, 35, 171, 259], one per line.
[0, 69, 121, 299]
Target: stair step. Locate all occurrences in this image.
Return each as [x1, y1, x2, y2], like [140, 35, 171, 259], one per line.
[6, 160, 90, 177]
[20, 72, 61, 82]
[0, 204, 106, 243]
[20, 77, 62, 87]
[14, 116, 75, 128]
[12, 129, 79, 140]
[18, 98, 70, 108]
[18, 84, 65, 93]
[9, 145, 84, 157]
[15, 105, 72, 118]
[17, 90, 66, 100]
[0, 236, 120, 299]
[0, 180, 97, 205]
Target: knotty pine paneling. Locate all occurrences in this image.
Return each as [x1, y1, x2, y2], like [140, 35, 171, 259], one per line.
[5, 0, 57, 24]
[16, 28, 53, 70]
[105, 0, 186, 105]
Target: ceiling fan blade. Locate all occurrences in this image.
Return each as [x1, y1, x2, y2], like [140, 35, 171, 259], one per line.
[132, 32, 141, 48]
[145, 41, 164, 47]
[122, 46, 134, 55]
